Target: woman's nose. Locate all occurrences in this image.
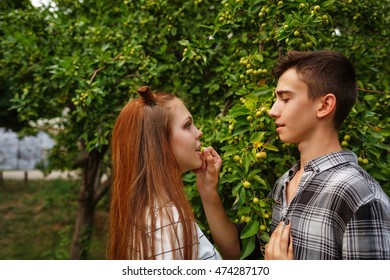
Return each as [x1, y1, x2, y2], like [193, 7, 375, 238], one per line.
[196, 127, 203, 139]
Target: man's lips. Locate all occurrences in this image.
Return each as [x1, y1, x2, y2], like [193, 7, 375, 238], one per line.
[275, 123, 285, 132]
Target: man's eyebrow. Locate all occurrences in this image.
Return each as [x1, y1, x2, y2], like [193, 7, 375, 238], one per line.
[274, 90, 293, 97]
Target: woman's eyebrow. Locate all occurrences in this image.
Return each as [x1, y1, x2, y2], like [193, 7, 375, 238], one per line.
[183, 115, 193, 123]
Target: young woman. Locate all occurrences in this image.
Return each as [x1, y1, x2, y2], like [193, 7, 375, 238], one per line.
[107, 86, 240, 260]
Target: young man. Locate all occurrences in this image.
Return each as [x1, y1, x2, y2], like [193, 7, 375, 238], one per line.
[265, 50, 390, 259]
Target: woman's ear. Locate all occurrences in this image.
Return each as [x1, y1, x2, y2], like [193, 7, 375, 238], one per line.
[317, 93, 336, 119]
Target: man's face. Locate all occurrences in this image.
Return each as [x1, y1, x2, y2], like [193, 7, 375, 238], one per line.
[268, 68, 319, 145]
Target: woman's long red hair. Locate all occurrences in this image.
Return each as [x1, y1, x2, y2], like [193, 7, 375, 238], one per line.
[108, 92, 197, 259]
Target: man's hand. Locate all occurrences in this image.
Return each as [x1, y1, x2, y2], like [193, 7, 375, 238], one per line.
[265, 221, 294, 260]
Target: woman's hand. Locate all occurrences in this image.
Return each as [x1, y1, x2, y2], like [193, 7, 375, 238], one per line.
[193, 147, 240, 259]
[265, 222, 294, 260]
[193, 146, 222, 197]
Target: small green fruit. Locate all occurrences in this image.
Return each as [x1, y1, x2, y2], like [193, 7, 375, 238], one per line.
[256, 151, 267, 159]
[260, 106, 268, 113]
[243, 181, 251, 188]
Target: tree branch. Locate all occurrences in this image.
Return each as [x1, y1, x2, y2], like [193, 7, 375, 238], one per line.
[358, 88, 384, 94]
[89, 53, 123, 84]
[93, 176, 112, 207]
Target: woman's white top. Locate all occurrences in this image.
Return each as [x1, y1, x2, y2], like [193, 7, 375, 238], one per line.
[147, 205, 222, 260]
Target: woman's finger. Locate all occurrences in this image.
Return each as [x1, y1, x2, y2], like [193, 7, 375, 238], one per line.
[205, 146, 222, 171]
[265, 222, 283, 259]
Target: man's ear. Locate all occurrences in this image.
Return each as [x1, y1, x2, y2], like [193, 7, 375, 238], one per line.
[317, 93, 336, 119]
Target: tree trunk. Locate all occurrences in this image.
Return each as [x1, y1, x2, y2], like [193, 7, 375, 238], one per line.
[70, 147, 109, 259]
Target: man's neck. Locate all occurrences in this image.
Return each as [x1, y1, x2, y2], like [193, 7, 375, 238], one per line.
[297, 130, 342, 169]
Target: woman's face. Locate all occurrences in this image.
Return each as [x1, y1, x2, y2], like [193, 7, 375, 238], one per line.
[168, 98, 203, 173]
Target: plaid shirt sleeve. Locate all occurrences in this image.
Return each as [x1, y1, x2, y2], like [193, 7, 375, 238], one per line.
[343, 199, 390, 259]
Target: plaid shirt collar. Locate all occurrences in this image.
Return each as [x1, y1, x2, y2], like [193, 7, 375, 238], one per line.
[272, 150, 359, 202]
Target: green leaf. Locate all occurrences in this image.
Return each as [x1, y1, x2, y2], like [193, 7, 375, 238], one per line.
[240, 235, 256, 260]
[233, 126, 249, 136]
[178, 39, 190, 46]
[363, 95, 376, 101]
[253, 54, 264, 63]
[247, 169, 260, 180]
[253, 175, 267, 186]
[220, 174, 241, 184]
[239, 187, 247, 206]
[237, 206, 251, 216]
[231, 164, 245, 178]
[304, 33, 318, 44]
[259, 231, 270, 243]
[322, 0, 337, 7]
[263, 143, 279, 151]
[374, 143, 390, 151]
[250, 132, 265, 143]
[222, 146, 239, 157]
[243, 151, 255, 173]
[229, 106, 250, 117]
[240, 219, 260, 239]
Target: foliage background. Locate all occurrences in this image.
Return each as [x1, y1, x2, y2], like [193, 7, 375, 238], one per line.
[0, 0, 389, 259]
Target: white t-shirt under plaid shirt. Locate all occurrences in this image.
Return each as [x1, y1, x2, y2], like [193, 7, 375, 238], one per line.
[269, 150, 390, 259]
[146, 205, 222, 260]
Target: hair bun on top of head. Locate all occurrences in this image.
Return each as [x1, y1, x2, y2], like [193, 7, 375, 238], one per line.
[137, 86, 156, 106]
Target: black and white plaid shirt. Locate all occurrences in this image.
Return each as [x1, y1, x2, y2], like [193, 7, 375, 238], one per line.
[269, 150, 390, 259]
